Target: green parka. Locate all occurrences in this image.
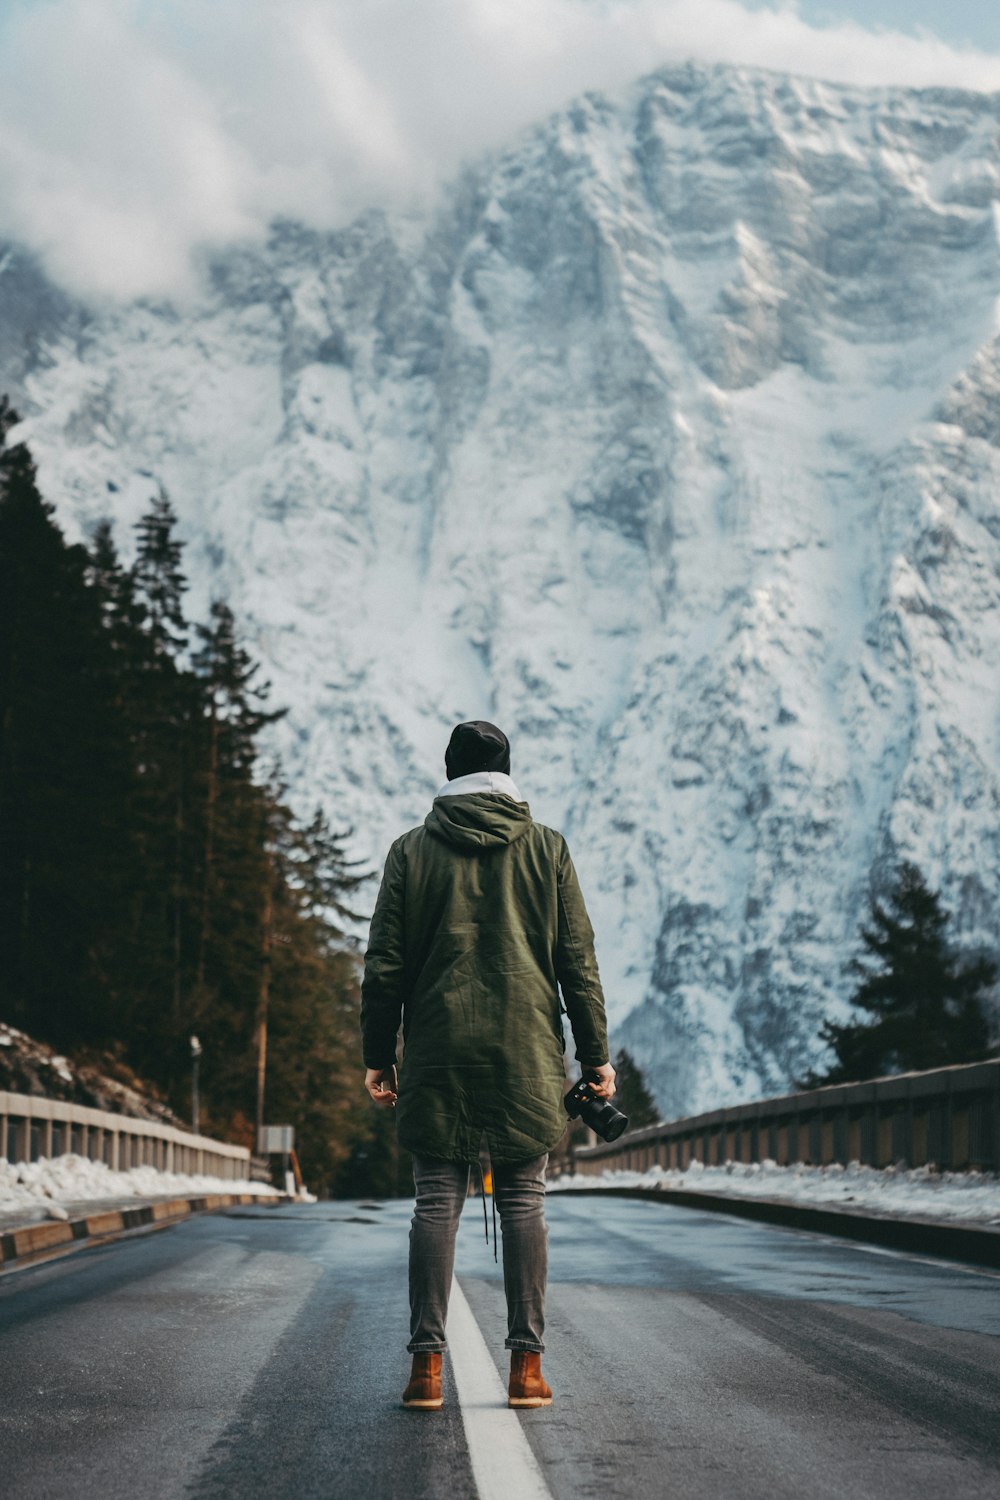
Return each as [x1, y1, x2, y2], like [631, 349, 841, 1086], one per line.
[360, 789, 610, 1164]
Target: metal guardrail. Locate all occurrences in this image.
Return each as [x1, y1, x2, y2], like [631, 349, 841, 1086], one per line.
[0, 1090, 254, 1180]
[572, 1058, 1000, 1175]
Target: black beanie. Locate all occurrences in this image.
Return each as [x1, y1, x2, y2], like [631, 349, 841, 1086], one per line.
[445, 720, 511, 780]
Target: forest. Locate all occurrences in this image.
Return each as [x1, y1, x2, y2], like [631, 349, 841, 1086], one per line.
[0, 396, 403, 1195]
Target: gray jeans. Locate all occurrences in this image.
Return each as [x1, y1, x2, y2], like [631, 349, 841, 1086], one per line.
[408, 1153, 548, 1354]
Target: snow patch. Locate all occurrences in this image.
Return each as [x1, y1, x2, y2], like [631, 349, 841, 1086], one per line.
[549, 1158, 1000, 1226]
[0, 1153, 279, 1217]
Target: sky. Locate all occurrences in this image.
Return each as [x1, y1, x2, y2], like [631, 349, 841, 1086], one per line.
[793, 2, 1000, 52]
[0, 0, 999, 302]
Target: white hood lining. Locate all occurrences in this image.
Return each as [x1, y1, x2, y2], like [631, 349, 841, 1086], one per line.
[436, 771, 523, 802]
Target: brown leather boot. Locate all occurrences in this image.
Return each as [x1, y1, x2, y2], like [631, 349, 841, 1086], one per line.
[402, 1352, 443, 1409]
[508, 1351, 552, 1408]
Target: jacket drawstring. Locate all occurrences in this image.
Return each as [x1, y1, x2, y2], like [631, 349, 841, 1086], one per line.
[477, 1158, 498, 1263]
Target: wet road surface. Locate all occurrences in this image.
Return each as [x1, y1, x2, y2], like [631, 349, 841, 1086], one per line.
[0, 1193, 998, 1499]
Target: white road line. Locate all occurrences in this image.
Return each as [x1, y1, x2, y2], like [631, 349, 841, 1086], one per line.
[447, 1276, 554, 1500]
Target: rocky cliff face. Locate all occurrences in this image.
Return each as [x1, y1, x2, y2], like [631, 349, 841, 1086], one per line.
[4, 61, 1000, 1115]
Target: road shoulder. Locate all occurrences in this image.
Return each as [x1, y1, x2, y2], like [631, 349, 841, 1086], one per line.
[552, 1184, 1000, 1268]
[0, 1192, 285, 1272]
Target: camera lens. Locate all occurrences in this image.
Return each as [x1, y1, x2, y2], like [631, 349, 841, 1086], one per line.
[589, 1099, 629, 1142]
[579, 1093, 629, 1143]
[563, 1078, 630, 1143]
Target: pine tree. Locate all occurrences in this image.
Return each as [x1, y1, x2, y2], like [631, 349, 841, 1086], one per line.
[88, 520, 144, 647]
[124, 495, 201, 1065]
[612, 1048, 659, 1128]
[0, 401, 132, 1041]
[132, 489, 188, 657]
[78, 522, 148, 1034]
[291, 804, 368, 940]
[190, 601, 286, 994]
[811, 862, 997, 1084]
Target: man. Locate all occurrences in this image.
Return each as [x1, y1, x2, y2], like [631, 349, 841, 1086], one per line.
[361, 719, 614, 1411]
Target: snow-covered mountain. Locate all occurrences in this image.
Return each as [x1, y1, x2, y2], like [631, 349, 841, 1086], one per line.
[4, 61, 1000, 1116]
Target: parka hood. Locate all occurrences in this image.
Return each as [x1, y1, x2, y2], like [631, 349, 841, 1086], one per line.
[425, 784, 533, 850]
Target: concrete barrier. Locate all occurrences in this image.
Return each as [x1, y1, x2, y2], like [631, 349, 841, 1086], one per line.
[0, 1089, 262, 1180]
[573, 1058, 1000, 1176]
[8, 1220, 75, 1260]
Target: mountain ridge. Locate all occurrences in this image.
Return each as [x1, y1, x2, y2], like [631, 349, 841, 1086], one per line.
[3, 59, 1000, 1115]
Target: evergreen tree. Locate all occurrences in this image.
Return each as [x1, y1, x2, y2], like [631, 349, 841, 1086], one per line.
[810, 862, 997, 1084]
[193, 601, 283, 772]
[88, 520, 144, 648]
[290, 804, 368, 940]
[172, 604, 285, 1136]
[122, 495, 200, 1064]
[612, 1048, 659, 1128]
[132, 489, 188, 657]
[0, 401, 131, 1040]
[190, 601, 286, 995]
[78, 523, 147, 1032]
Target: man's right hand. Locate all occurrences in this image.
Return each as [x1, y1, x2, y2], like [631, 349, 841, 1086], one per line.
[365, 1066, 398, 1107]
[586, 1062, 616, 1099]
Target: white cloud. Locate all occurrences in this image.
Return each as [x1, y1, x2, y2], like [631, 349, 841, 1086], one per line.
[0, 0, 998, 301]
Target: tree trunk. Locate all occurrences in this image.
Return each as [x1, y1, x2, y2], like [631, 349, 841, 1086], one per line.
[254, 858, 273, 1148]
[195, 705, 218, 989]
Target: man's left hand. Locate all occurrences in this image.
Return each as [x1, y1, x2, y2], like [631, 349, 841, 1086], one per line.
[365, 1066, 398, 1107]
[587, 1062, 617, 1099]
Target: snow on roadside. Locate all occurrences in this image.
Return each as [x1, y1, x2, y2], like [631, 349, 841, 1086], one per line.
[548, 1158, 1000, 1226]
[0, 1151, 279, 1220]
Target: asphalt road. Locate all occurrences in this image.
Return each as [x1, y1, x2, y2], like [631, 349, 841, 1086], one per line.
[0, 1193, 998, 1499]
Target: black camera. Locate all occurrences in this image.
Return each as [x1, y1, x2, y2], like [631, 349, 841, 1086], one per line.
[563, 1073, 629, 1143]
